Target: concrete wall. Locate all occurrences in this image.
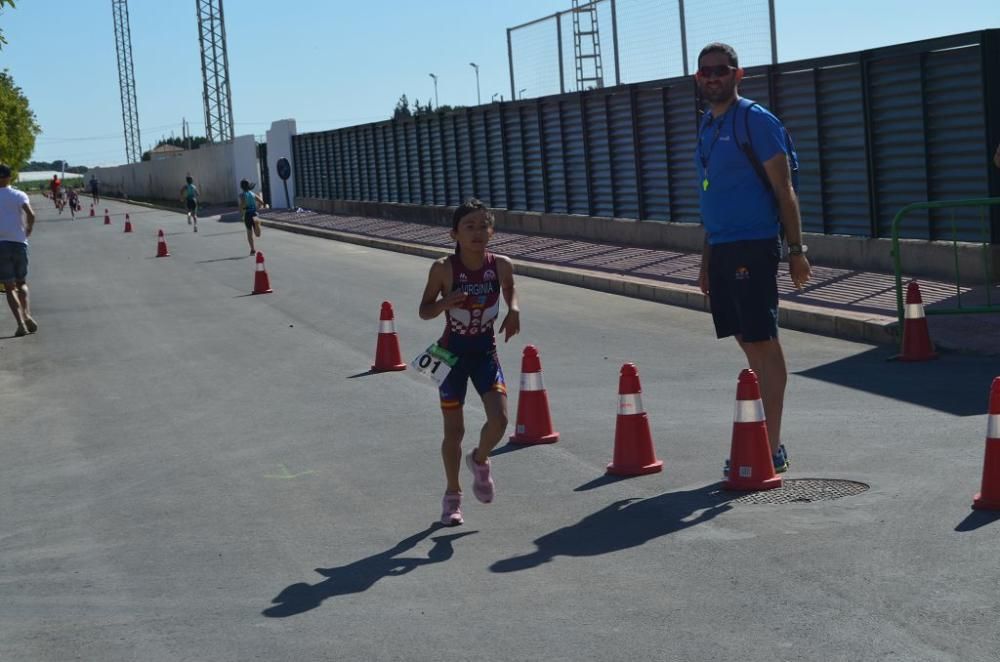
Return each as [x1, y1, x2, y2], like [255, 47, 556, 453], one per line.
[265, 120, 297, 209]
[91, 135, 258, 205]
[297, 198, 999, 283]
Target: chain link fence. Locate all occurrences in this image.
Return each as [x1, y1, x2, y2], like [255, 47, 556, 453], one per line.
[508, 0, 775, 98]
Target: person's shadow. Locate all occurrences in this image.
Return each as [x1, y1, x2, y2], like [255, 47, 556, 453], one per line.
[491, 483, 733, 573]
[263, 524, 477, 617]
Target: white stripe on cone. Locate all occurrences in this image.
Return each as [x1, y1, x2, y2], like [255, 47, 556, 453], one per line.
[905, 303, 925, 319]
[734, 399, 766, 423]
[618, 392, 644, 415]
[520, 372, 544, 391]
[256, 262, 265, 272]
[378, 320, 396, 333]
[988, 414, 1000, 439]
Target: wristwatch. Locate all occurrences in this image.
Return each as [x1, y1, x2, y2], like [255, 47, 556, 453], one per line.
[787, 243, 808, 256]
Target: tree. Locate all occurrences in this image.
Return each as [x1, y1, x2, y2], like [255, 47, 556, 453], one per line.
[0, 0, 15, 50]
[140, 136, 209, 162]
[393, 94, 411, 120]
[0, 69, 40, 176]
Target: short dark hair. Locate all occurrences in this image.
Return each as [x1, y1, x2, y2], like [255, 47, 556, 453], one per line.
[0, 164, 11, 178]
[698, 42, 739, 68]
[186, 176, 193, 184]
[240, 179, 255, 191]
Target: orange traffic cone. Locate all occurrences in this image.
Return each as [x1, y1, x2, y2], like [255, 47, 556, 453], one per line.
[371, 301, 406, 372]
[606, 363, 663, 476]
[896, 280, 938, 361]
[123, 213, 133, 233]
[723, 369, 782, 491]
[252, 251, 273, 294]
[509, 345, 559, 445]
[155, 229, 170, 257]
[973, 377, 1000, 510]
[89, 203, 95, 217]
[103, 209, 111, 225]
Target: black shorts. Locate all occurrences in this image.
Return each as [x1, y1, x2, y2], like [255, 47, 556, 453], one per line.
[438, 347, 506, 409]
[243, 210, 256, 229]
[185, 198, 198, 212]
[708, 237, 781, 342]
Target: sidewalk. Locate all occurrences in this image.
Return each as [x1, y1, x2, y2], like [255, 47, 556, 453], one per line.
[257, 207, 1000, 355]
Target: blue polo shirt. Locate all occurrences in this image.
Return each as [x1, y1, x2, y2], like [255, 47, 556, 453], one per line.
[695, 98, 788, 245]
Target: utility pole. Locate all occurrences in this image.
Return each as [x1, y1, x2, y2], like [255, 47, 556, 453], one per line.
[195, 0, 235, 142]
[428, 73, 439, 109]
[111, 0, 142, 163]
[469, 62, 480, 105]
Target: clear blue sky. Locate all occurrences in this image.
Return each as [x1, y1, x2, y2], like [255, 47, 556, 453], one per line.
[2, 0, 997, 167]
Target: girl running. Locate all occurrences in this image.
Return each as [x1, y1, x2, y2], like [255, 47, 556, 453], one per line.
[238, 179, 264, 255]
[418, 199, 520, 526]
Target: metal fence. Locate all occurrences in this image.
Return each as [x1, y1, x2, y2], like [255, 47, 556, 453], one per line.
[293, 30, 1000, 243]
[506, 0, 776, 99]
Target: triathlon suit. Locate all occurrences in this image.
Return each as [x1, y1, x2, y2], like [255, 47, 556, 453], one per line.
[437, 251, 506, 409]
[241, 190, 256, 228]
[50, 179, 61, 201]
[184, 183, 198, 212]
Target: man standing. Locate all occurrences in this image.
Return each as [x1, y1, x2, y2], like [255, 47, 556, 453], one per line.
[0, 164, 38, 337]
[694, 43, 811, 473]
[89, 174, 100, 205]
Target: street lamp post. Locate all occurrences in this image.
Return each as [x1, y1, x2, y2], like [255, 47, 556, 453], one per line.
[492, 93, 499, 103]
[428, 73, 439, 109]
[519, 88, 527, 100]
[469, 62, 480, 106]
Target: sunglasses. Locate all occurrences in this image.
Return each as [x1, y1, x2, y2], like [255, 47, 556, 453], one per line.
[697, 64, 736, 79]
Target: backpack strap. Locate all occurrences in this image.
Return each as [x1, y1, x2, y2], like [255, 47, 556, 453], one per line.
[735, 98, 775, 197]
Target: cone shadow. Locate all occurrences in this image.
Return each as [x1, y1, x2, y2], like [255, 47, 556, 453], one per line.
[262, 524, 477, 617]
[955, 509, 1000, 532]
[574, 474, 631, 492]
[491, 483, 732, 573]
[489, 442, 533, 457]
[797, 347, 1000, 416]
[348, 369, 379, 379]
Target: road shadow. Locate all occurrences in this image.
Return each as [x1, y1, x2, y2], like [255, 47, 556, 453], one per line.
[489, 441, 535, 457]
[796, 347, 1000, 416]
[196, 255, 249, 264]
[955, 509, 1000, 532]
[490, 483, 732, 573]
[348, 369, 378, 379]
[574, 474, 631, 492]
[217, 211, 244, 224]
[262, 525, 477, 617]
[200, 230, 245, 237]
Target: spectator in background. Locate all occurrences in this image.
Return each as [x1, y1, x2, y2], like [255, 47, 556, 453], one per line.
[0, 164, 38, 337]
[89, 174, 100, 205]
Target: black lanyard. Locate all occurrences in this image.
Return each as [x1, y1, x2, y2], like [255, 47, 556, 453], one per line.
[698, 102, 737, 174]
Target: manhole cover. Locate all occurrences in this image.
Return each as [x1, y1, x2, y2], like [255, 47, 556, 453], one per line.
[723, 478, 870, 505]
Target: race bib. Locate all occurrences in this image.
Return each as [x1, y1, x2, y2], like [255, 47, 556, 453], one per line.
[410, 343, 458, 386]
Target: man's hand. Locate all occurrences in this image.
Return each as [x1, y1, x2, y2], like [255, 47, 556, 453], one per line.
[698, 266, 710, 296]
[789, 254, 811, 290]
[499, 309, 520, 342]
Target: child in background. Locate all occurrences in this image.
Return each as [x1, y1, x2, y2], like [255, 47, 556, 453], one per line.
[238, 179, 265, 255]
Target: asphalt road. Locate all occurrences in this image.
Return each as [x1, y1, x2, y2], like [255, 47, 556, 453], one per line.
[2, 198, 999, 661]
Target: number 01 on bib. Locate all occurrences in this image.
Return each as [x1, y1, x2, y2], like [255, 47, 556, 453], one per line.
[411, 344, 459, 386]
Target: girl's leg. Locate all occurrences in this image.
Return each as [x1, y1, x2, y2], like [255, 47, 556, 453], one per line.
[474, 390, 509, 463]
[246, 226, 255, 254]
[441, 407, 464, 493]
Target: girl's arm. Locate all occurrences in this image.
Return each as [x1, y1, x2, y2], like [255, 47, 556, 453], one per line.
[496, 256, 520, 342]
[419, 259, 465, 320]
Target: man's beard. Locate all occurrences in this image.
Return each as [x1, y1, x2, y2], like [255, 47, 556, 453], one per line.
[700, 81, 736, 104]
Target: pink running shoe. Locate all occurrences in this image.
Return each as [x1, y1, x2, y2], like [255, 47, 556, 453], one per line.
[465, 451, 495, 503]
[440, 492, 464, 526]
